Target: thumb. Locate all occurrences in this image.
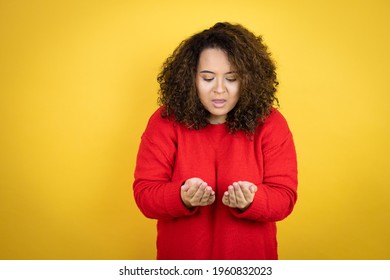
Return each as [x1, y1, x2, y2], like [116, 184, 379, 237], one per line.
[249, 185, 257, 193]
[181, 183, 190, 191]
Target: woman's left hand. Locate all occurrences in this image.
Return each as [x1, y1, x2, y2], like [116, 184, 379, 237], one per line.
[222, 181, 257, 211]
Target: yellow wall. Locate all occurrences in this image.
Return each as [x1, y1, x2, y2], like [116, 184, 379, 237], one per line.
[1, 0, 389, 259]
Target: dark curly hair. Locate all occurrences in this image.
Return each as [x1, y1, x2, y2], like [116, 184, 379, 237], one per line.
[157, 22, 279, 134]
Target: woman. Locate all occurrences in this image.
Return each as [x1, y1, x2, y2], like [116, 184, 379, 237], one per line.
[133, 22, 298, 260]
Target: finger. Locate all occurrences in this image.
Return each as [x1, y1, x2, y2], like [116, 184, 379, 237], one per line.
[249, 185, 257, 193]
[181, 183, 190, 191]
[191, 182, 207, 203]
[241, 186, 255, 203]
[199, 186, 213, 205]
[186, 182, 203, 197]
[233, 182, 247, 207]
[237, 181, 257, 193]
[186, 188, 197, 198]
[222, 191, 230, 206]
[208, 192, 216, 204]
[206, 186, 215, 198]
[233, 182, 245, 198]
[228, 185, 236, 207]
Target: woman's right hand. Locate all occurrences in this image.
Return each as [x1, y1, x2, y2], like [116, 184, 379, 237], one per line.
[180, 178, 215, 208]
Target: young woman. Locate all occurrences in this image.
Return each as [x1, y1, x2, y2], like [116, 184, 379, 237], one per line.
[133, 22, 298, 260]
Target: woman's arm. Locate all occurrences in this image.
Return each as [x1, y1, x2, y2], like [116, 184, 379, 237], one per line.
[227, 110, 298, 222]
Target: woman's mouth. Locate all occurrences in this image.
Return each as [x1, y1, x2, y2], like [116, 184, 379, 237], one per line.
[212, 99, 226, 108]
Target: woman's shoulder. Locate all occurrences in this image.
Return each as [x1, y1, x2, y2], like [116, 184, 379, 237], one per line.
[143, 106, 177, 140]
[263, 108, 289, 128]
[147, 106, 170, 125]
[255, 108, 293, 146]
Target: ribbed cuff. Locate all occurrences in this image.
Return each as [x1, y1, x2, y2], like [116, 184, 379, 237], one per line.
[229, 186, 266, 221]
[164, 181, 199, 218]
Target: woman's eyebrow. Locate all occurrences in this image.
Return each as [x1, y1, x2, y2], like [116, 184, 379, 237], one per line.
[199, 70, 237, 74]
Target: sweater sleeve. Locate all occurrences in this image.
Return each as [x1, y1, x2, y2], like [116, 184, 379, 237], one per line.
[133, 108, 198, 220]
[231, 109, 298, 222]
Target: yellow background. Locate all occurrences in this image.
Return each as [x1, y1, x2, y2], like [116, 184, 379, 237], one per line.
[1, 0, 389, 259]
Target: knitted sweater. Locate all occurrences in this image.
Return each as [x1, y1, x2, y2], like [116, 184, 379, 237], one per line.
[133, 107, 298, 259]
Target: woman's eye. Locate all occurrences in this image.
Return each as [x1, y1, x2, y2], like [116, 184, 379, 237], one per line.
[203, 77, 214, 82]
[226, 78, 237, 82]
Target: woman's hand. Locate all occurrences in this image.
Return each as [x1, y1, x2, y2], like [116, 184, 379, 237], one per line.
[222, 181, 257, 211]
[181, 178, 215, 208]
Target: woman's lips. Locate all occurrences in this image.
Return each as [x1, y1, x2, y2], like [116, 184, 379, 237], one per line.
[212, 99, 226, 108]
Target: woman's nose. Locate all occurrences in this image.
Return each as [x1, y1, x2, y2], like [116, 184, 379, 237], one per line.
[213, 78, 225, 93]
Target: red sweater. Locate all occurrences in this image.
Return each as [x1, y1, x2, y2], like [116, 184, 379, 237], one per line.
[133, 107, 298, 260]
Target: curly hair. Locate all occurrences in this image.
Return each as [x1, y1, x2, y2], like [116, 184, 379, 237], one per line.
[157, 22, 279, 134]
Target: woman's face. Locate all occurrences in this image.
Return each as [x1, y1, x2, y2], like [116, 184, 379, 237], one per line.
[195, 48, 240, 124]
